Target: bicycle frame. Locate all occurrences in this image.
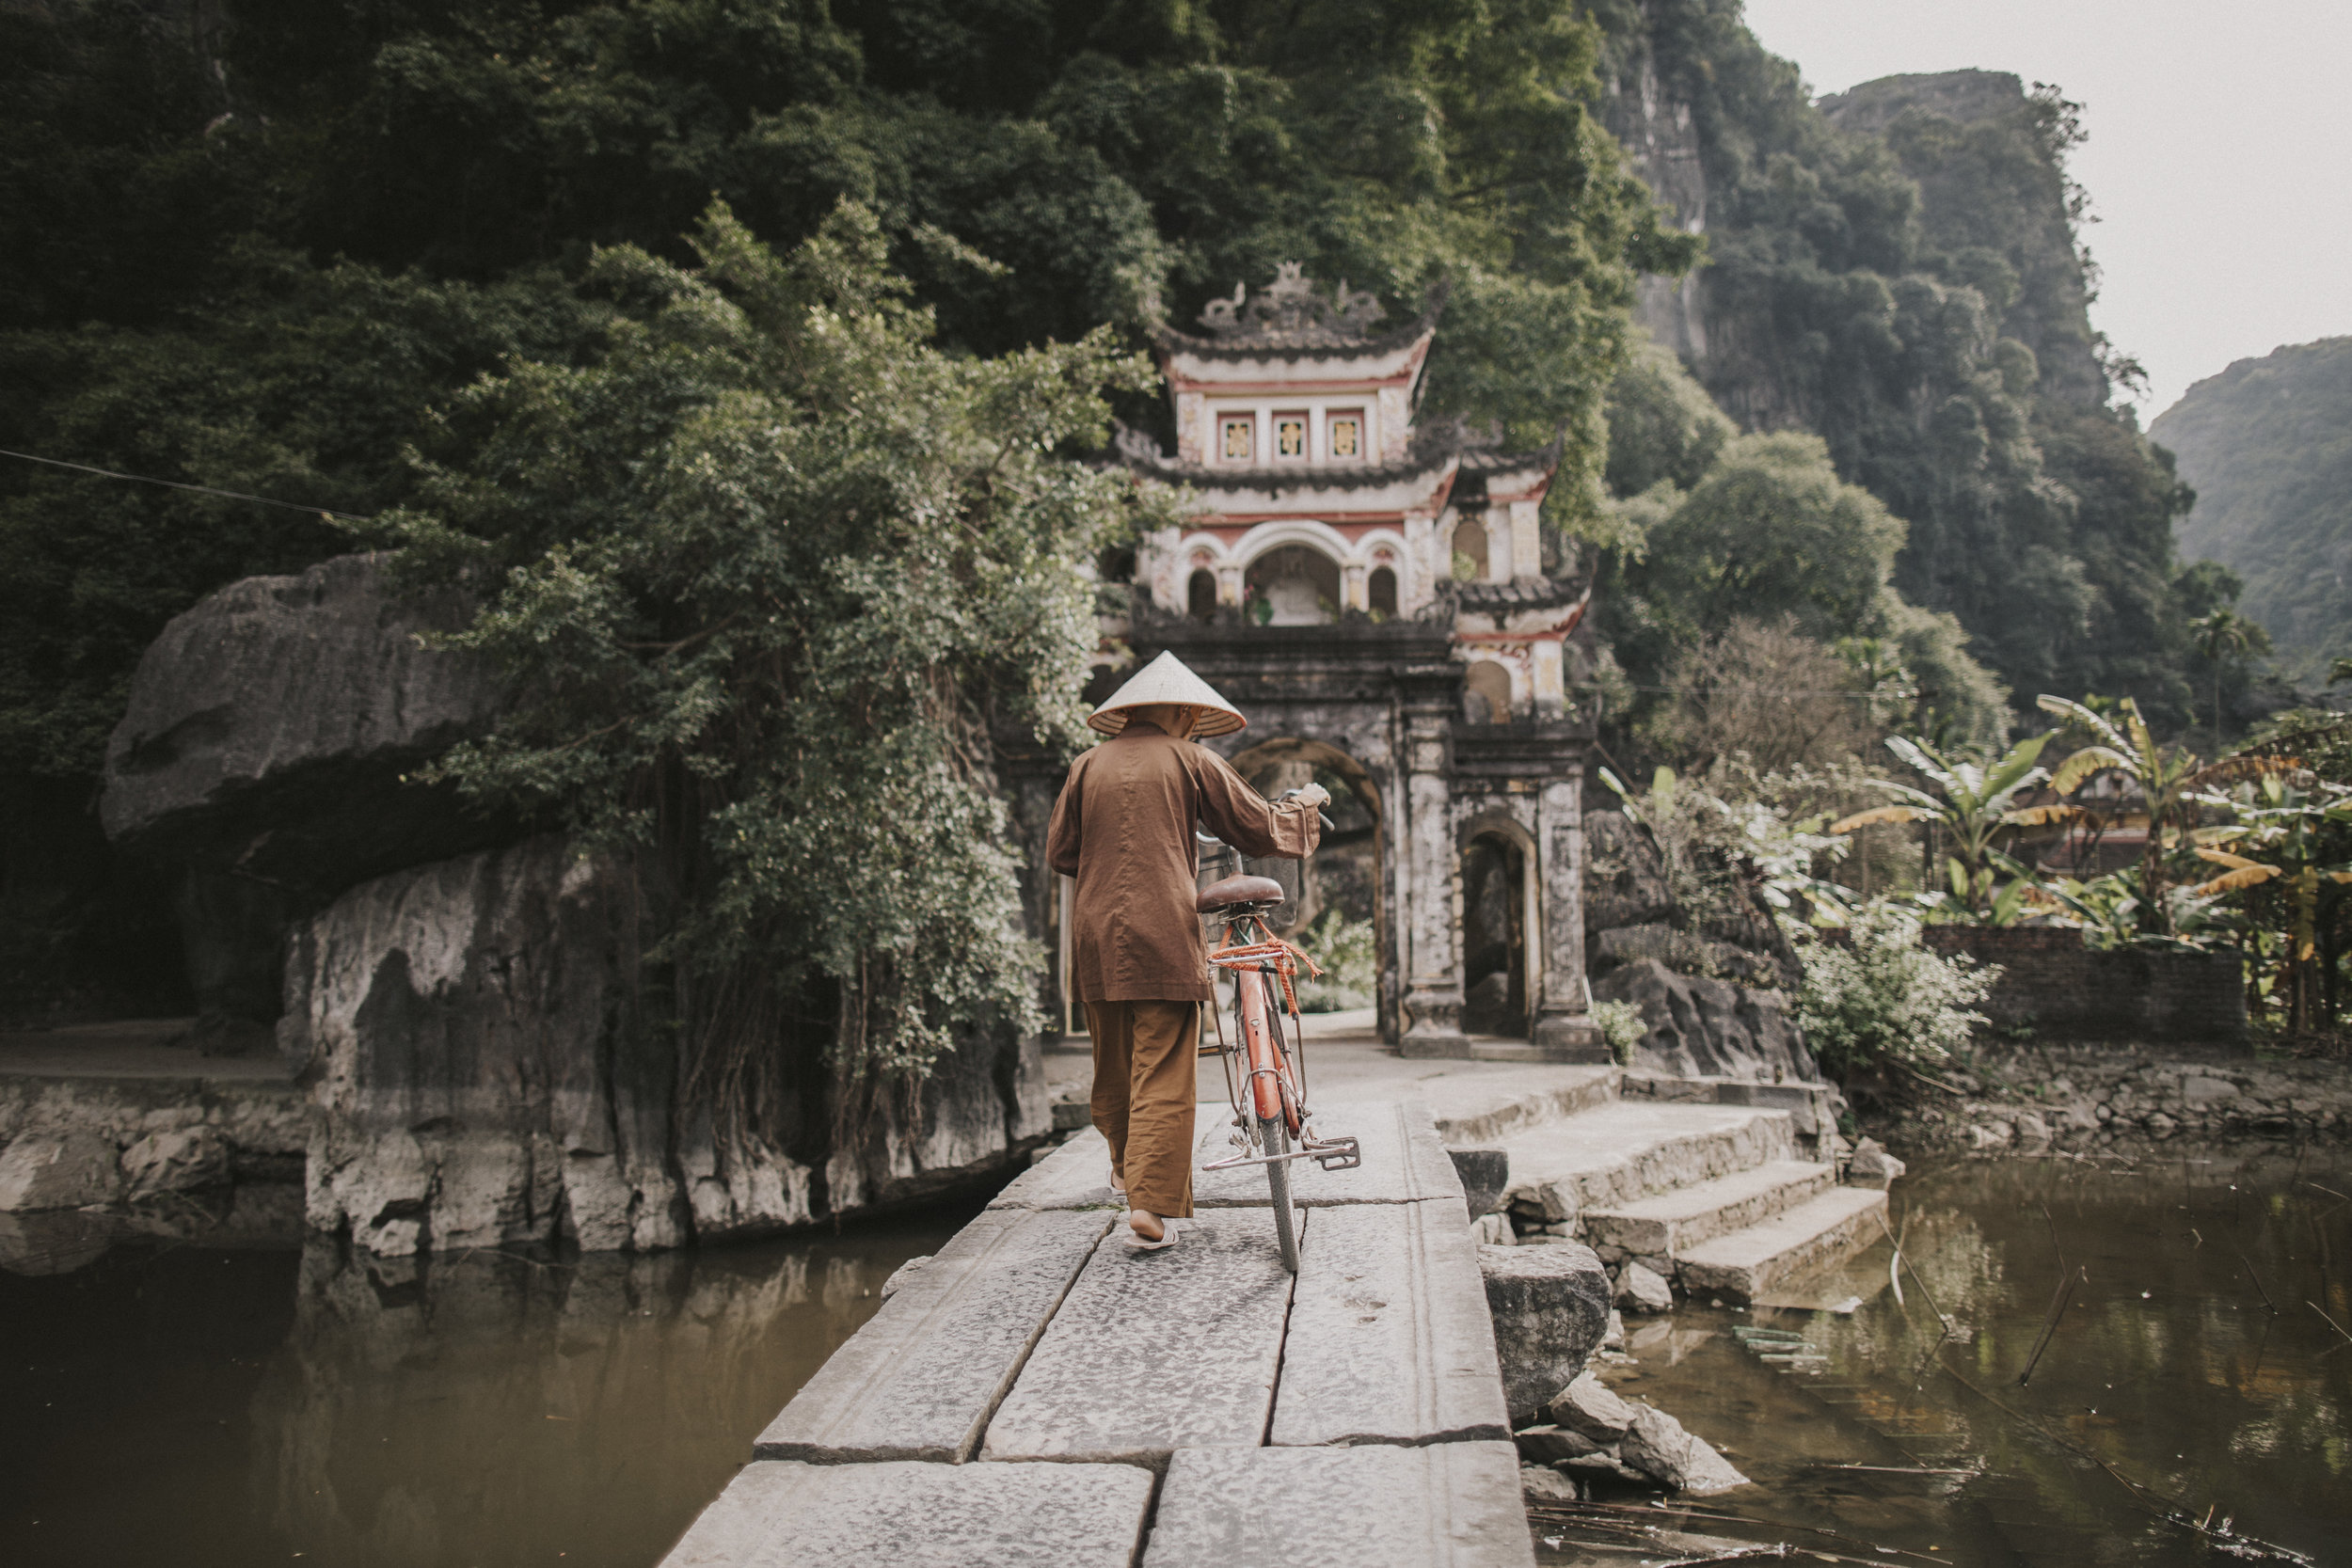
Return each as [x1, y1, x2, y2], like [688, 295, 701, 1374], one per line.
[1200, 902, 1361, 1176]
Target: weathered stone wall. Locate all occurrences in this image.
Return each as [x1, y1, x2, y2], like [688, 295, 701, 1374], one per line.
[283, 836, 1047, 1257]
[88, 558, 1052, 1252]
[1922, 927, 2247, 1041]
[1884, 1043, 2351, 1151]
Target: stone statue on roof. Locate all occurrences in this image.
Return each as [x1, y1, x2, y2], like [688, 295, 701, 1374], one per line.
[1195, 262, 1387, 344]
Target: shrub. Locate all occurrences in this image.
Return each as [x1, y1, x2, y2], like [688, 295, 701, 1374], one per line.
[1792, 903, 1996, 1079]
[1592, 998, 1648, 1065]
[1293, 909, 1375, 1013]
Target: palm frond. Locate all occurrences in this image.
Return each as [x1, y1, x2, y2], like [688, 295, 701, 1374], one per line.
[2050, 745, 2131, 795]
[2192, 865, 2280, 895]
[1830, 805, 1930, 834]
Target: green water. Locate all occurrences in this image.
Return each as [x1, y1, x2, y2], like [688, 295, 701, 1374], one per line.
[1540, 1144, 2352, 1566]
[0, 1202, 964, 1568]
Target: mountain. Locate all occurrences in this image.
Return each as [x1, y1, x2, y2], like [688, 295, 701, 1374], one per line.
[1589, 4, 2206, 724]
[2152, 339, 2352, 679]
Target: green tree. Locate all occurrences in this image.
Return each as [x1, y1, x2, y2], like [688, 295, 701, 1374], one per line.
[385, 201, 1177, 1132]
[2189, 606, 2267, 756]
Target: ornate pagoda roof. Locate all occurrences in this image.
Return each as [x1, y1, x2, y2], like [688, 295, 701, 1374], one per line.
[1153, 265, 1449, 364]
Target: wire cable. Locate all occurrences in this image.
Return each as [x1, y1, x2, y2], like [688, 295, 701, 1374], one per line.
[0, 447, 375, 522]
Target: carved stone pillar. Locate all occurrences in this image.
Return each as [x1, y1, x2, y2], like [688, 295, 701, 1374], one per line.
[1532, 769, 1605, 1059]
[1398, 718, 1469, 1056]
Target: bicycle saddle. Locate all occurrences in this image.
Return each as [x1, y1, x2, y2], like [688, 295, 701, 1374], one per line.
[1196, 874, 1285, 912]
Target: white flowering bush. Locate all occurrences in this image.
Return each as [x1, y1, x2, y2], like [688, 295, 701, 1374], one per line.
[1791, 903, 1996, 1078]
[1592, 999, 1648, 1065]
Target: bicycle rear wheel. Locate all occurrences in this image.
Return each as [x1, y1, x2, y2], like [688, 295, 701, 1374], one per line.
[1262, 1115, 1300, 1273]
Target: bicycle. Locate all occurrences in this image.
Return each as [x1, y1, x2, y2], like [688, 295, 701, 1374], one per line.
[1193, 798, 1362, 1275]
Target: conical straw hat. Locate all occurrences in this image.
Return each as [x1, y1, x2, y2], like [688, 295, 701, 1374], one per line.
[1089, 650, 1248, 738]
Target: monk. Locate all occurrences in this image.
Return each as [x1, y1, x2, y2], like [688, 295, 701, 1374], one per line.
[1044, 651, 1326, 1251]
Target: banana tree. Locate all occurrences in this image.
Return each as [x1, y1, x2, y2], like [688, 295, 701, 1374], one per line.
[2030, 694, 2299, 938]
[1830, 731, 2057, 919]
[2189, 774, 2352, 1031]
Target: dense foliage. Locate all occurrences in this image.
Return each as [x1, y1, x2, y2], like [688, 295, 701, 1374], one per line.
[2152, 337, 2352, 685]
[1791, 904, 1995, 1080]
[381, 203, 1170, 1120]
[0, 0, 1687, 1012]
[1587, 5, 2216, 726]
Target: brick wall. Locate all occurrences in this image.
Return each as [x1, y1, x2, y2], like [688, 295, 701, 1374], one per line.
[1922, 927, 2246, 1041]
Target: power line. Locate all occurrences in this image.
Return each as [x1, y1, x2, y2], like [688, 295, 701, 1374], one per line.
[0, 447, 376, 523]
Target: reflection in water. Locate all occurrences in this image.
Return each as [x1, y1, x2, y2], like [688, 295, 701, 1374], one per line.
[1547, 1145, 2351, 1566]
[1, 1196, 963, 1568]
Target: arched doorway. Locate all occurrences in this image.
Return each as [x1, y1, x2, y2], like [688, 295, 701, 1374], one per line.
[1226, 738, 1384, 1028]
[1460, 826, 1533, 1037]
[1243, 545, 1341, 626]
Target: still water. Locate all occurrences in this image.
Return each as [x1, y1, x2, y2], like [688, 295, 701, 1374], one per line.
[1544, 1144, 2352, 1566]
[6, 1147, 2346, 1567]
[1, 1197, 966, 1568]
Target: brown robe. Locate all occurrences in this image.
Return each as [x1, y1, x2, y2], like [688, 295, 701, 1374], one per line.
[1045, 727, 1319, 1001]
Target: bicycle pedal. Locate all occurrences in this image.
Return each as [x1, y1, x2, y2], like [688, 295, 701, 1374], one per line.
[1307, 1135, 1362, 1172]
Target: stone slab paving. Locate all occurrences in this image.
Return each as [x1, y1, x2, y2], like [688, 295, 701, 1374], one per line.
[1580, 1158, 1836, 1258]
[1499, 1101, 1799, 1222]
[1191, 1098, 1466, 1210]
[987, 1126, 1120, 1211]
[1270, 1197, 1510, 1448]
[658, 1458, 1153, 1568]
[982, 1205, 1298, 1464]
[754, 1207, 1114, 1463]
[1142, 1441, 1535, 1568]
[1677, 1185, 1888, 1304]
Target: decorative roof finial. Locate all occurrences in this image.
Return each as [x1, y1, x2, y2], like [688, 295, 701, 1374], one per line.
[1194, 264, 1387, 344]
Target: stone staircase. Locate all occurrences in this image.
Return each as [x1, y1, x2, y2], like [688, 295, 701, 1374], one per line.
[1438, 1072, 1888, 1307]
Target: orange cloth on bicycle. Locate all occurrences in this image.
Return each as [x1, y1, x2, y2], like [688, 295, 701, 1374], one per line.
[1044, 727, 1319, 1003]
[1085, 1000, 1200, 1219]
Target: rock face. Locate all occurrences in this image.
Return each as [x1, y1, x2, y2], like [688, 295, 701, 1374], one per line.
[1477, 1238, 1613, 1426]
[285, 835, 1045, 1256]
[1594, 958, 1816, 1082]
[120, 1127, 232, 1196]
[1618, 1403, 1750, 1496]
[1581, 812, 1674, 935]
[103, 553, 510, 897]
[101, 553, 516, 1029]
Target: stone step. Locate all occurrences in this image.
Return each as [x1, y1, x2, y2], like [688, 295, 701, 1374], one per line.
[1269, 1197, 1509, 1449]
[1676, 1186, 1890, 1305]
[982, 1206, 1297, 1464]
[1419, 1066, 1620, 1146]
[1142, 1442, 1534, 1568]
[659, 1458, 1152, 1568]
[753, 1207, 1113, 1463]
[1581, 1159, 1837, 1263]
[1495, 1101, 1802, 1225]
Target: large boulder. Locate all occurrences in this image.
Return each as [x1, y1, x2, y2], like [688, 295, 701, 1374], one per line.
[285, 835, 1046, 1257]
[1478, 1238, 1613, 1426]
[102, 554, 508, 892]
[0, 1131, 123, 1212]
[1594, 958, 1818, 1083]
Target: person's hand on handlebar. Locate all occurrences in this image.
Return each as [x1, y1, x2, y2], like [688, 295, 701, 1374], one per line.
[1292, 783, 1331, 811]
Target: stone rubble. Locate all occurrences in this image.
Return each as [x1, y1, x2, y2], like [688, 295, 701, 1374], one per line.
[0, 1132, 123, 1212]
[1885, 1045, 2352, 1152]
[1617, 1403, 1750, 1496]
[1614, 1259, 1674, 1313]
[119, 1127, 231, 1197]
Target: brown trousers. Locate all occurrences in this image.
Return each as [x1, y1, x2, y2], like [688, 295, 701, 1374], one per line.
[1084, 999, 1200, 1219]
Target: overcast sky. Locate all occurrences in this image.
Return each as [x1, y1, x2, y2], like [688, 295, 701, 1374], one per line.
[1738, 0, 2352, 420]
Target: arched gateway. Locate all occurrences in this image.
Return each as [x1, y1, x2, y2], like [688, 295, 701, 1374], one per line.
[1013, 266, 1604, 1058]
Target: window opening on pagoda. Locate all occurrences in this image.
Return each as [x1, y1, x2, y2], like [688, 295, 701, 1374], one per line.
[1368, 565, 1398, 619]
[1327, 409, 1363, 461]
[1242, 545, 1341, 626]
[1186, 568, 1217, 623]
[1451, 515, 1489, 581]
[1274, 411, 1308, 461]
[1464, 660, 1513, 724]
[1221, 414, 1255, 464]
